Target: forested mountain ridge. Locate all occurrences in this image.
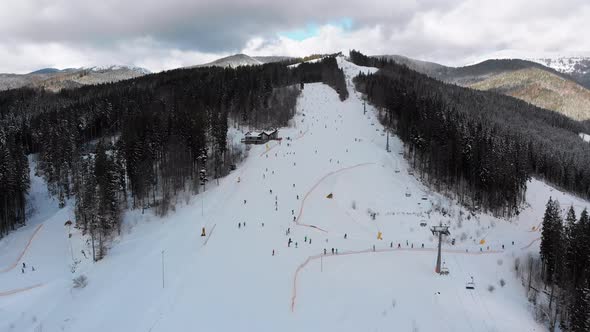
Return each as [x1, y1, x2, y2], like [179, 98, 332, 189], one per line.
[373, 54, 590, 120]
[0, 56, 348, 259]
[0, 66, 150, 92]
[352, 50, 590, 216]
[470, 67, 590, 121]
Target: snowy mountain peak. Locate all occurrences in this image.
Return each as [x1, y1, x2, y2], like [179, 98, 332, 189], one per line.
[84, 65, 151, 75]
[529, 56, 590, 74]
[195, 54, 264, 68]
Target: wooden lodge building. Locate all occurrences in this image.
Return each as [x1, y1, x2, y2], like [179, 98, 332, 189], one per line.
[241, 129, 279, 144]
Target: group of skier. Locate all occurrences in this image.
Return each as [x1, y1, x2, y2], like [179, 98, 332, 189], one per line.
[21, 262, 35, 274]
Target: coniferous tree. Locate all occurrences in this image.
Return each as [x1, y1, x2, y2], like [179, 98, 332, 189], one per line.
[540, 197, 563, 284]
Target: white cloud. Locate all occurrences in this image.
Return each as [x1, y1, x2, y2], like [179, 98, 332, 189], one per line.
[1, 0, 589, 73]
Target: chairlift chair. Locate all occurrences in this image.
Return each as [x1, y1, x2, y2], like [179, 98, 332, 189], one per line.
[405, 188, 411, 197]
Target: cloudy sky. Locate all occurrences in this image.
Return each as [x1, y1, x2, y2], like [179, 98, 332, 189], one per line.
[1, 0, 589, 73]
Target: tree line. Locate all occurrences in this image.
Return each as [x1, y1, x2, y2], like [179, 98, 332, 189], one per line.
[0, 55, 348, 259]
[537, 198, 590, 331]
[350, 50, 590, 216]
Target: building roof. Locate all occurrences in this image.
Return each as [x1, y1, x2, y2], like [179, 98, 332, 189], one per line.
[245, 131, 263, 138]
[263, 129, 277, 135]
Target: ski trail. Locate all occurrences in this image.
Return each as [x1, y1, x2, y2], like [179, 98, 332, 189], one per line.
[0, 224, 43, 273]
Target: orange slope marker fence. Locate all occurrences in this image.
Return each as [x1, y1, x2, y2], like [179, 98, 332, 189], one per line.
[290, 246, 503, 312]
[294, 163, 375, 233]
[0, 283, 44, 297]
[0, 224, 43, 273]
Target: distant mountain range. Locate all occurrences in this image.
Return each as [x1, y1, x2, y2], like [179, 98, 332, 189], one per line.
[0, 65, 150, 92]
[375, 55, 590, 121]
[529, 57, 590, 88]
[193, 54, 294, 68]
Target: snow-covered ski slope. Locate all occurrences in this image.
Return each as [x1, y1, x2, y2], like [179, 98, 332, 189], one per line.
[2, 56, 589, 332]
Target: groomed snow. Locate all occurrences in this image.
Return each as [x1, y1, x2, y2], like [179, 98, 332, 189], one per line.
[1, 56, 588, 332]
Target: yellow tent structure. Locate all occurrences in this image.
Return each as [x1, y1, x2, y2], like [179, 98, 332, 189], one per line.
[377, 232, 383, 240]
[326, 193, 333, 199]
[479, 239, 485, 245]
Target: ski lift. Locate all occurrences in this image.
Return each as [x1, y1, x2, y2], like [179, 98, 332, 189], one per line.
[421, 195, 428, 201]
[466, 277, 475, 290]
[440, 262, 450, 275]
[395, 168, 400, 173]
[419, 220, 427, 227]
[405, 188, 411, 197]
[407, 169, 414, 176]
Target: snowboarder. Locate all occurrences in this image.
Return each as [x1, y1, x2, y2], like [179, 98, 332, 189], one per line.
[324, 248, 327, 255]
[296, 195, 299, 200]
[21, 268, 24, 274]
[244, 222, 246, 227]
[293, 184, 295, 188]
[373, 245, 376, 252]
[344, 233, 347, 239]
[304, 236, 307, 242]
[406, 240, 409, 246]
[22, 262, 26, 269]
[272, 249, 275, 256]
[293, 216, 296, 222]
[288, 238, 292, 247]
[238, 222, 241, 228]
[292, 209, 294, 215]
[244, 199, 247, 204]
[502, 244, 505, 249]
[331, 248, 335, 254]
[287, 228, 290, 235]
[270, 189, 272, 194]
[309, 238, 312, 244]
[398, 243, 401, 248]
[421, 243, 424, 248]
[295, 242, 298, 248]
[32, 266, 35, 272]
[261, 222, 264, 227]
[411, 244, 413, 248]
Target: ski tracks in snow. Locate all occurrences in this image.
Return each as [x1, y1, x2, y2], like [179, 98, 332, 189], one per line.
[294, 162, 375, 233]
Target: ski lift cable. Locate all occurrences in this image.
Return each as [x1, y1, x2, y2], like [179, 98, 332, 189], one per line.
[452, 255, 492, 331]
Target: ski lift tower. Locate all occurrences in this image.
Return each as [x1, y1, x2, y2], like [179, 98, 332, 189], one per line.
[431, 223, 450, 274]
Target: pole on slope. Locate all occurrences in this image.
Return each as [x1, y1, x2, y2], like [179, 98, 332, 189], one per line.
[321, 255, 323, 273]
[363, 101, 366, 115]
[161, 250, 165, 289]
[386, 130, 390, 152]
[430, 224, 450, 274]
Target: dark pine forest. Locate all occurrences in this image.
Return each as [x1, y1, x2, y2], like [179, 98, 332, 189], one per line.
[0, 55, 347, 259]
